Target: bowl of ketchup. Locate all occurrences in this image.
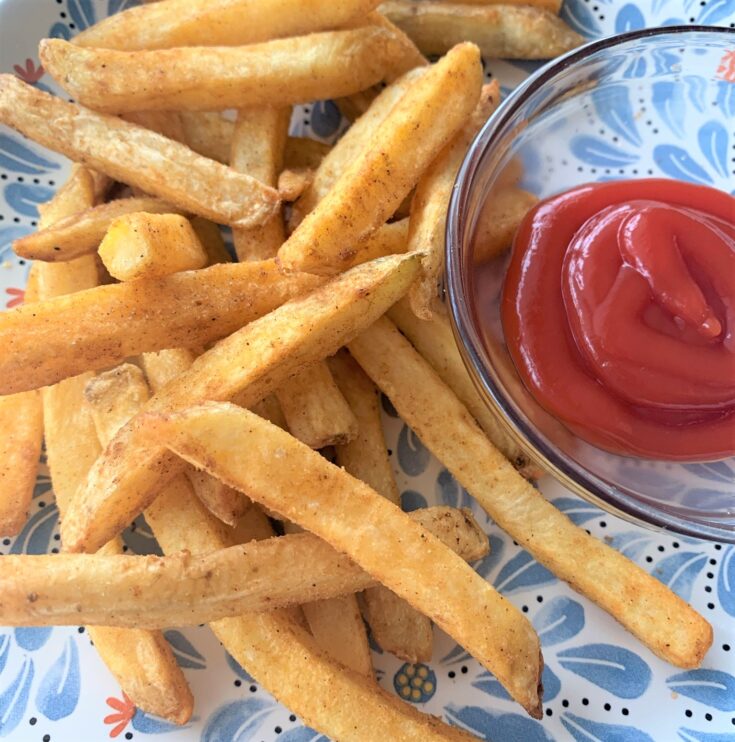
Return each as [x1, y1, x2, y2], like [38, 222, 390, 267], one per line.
[446, 26, 735, 542]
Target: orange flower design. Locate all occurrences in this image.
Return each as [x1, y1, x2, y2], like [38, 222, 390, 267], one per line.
[104, 693, 136, 738]
[5, 287, 24, 309]
[716, 49, 735, 83]
[13, 58, 44, 84]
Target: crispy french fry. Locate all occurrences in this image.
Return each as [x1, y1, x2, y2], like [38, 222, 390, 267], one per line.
[290, 66, 426, 228]
[408, 81, 500, 319]
[329, 351, 434, 663]
[189, 217, 230, 265]
[443, 0, 561, 10]
[284, 136, 331, 171]
[42, 30, 410, 113]
[122, 110, 186, 141]
[13, 197, 183, 262]
[276, 363, 358, 448]
[250, 395, 288, 430]
[278, 43, 482, 274]
[0, 76, 280, 228]
[388, 297, 541, 478]
[87, 367, 477, 742]
[278, 168, 313, 203]
[349, 317, 714, 669]
[180, 112, 234, 164]
[62, 253, 422, 553]
[75, 0, 385, 50]
[0, 261, 318, 395]
[379, 1, 582, 59]
[145, 401, 543, 716]
[99, 213, 208, 280]
[0, 390, 42, 535]
[473, 186, 539, 262]
[37, 169, 193, 724]
[343, 218, 409, 268]
[0, 509, 487, 626]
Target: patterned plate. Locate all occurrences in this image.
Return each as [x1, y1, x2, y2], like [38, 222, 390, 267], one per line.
[0, 1, 734, 740]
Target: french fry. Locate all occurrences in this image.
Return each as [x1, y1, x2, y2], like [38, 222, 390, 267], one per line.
[343, 218, 409, 268]
[144, 401, 543, 717]
[0, 260, 318, 395]
[87, 368, 478, 742]
[278, 168, 313, 202]
[0, 75, 280, 228]
[443, 0, 561, 11]
[329, 351, 434, 663]
[98, 213, 208, 280]
[122, 110, 186, 141]
[62, 253, 422, 553]
[0, 507, 486, 627]
[473, 186, 539, 262]
[408, 81, 500, 319]
[388, 298, 541, 478]
[37, 169, 193, 724]
[379, 1, 583, 59]
[278, 43, 482, 274]
[284, 136, 331, 171]
[13, 197, 183, 262]
[290, 67, 426, 228]
[348, 317, 714, 669]
[75, 0, 385, 50]
[189, 217, 231, 265]
[180, 112, 234, 163]
[42, 30, 410, 113]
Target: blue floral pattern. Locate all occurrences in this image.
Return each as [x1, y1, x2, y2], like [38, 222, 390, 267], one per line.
[0, 0, 733, 740]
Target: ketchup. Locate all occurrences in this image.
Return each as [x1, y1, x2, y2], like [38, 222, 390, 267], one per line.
[498, 179, 735, 461]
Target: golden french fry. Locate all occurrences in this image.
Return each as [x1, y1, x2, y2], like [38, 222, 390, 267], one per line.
[180, 112, 234, 164]
[0, 261, 318, 395]
[443, 0, 562, 12]
[13, 197, 183, 262]
[42, 30, 410, 113]
[278, 168, 313, 203]
[343, 218, 409, 268]
[62, 253, 422, 553]
[349, 317, 714, 669]
[37, 169, 193, 724]
[329, 351, 434, 663]
[250, 395, 288, 430]
[473, 186, 539, 262]
[75, 0, 385, 50]
[276, 363, 358, 448]
[379, 1, 582, 59]
[146, 401, 543, 716]
[284, 136, 331, 171]
[408, 81, 500, 319]
[99, 213, 208, 280]
[278, 43, 482, 274]
[0, 75, 280, 228]
[388, 298, 541, 478]
[189, 217, 230, 265]
[290, 66, 426, 228]
[122, 110, 186, 141]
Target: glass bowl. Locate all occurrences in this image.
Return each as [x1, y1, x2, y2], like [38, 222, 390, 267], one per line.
[446, 26, 735, 543]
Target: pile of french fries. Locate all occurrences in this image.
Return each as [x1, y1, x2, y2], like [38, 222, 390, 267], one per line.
[0, 0, 713, 739]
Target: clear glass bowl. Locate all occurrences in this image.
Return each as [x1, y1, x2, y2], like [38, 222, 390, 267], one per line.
[446, 26, 735, 543]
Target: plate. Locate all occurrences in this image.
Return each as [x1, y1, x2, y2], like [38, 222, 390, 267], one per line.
[0, 1, 734, 740]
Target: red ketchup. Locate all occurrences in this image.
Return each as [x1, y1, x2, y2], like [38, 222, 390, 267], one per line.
[500, 179, 735, 461]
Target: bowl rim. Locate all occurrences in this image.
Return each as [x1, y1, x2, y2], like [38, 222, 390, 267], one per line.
[445, 24, 735, 543]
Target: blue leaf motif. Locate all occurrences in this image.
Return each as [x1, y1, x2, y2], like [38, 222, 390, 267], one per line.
[131, 708, 186, 734]
[666, 670, 735, 711]
[439, 643, 470, 666]
[570, 136, 638, 167]
[654, 145, 713, 185]
[0, 135, 60, 175]
[68, 0, 96, 31]
[615, 4, 645, 32]
[652, 81, 686, 138]
[534, 596, 585, 647]
[279, 728, 329, 742]
[14, 628, 52, 652]
[397, 426, 429, 475]
[472, 535, 505, 580]
[49, 22, 73, 40]
[0, 637, 8, 675]
[5, 183, 54, 218]
[493, 551, 556, 594]
[678, 727, 735, 742]
[698, 121, 729, 178]
[163, 630, 206, 670]
[123, 515, 162, 556]
[609, 531, 653, 561]
[400, 490, 428, 512]
[444, 705, 554, 741]
[108, 0, 141, 14]
[0, 658, 33, 737]
[10, 504, 58, 555]
[561, 712, 655, 742]
[0, 226, 32, 259]
[202, 698, 275, 742]
[225, 652, 254, 683]
[718, 546, 735, 617]
[652, 551, 707, 602]
[653, 0, 670, 12]
[472, 665, 559, 703]
[35, 637, 80, 720]
[552, 497, 602, 525]
[651, 48, 681, 77]
[558, 643, 652, 698]
[310, 101, 341, 139]
[542, 664, 561, 702]
[622, 56, 647, 79]
[683, 75, 708, 113]
[436, 469, 471, 509]
[591, 85, 642, 146]
[698, 0, 735, 23]
[716, 80, 735, 118]
[560, 1, 600, 38]
[684, 461, 734, 485]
